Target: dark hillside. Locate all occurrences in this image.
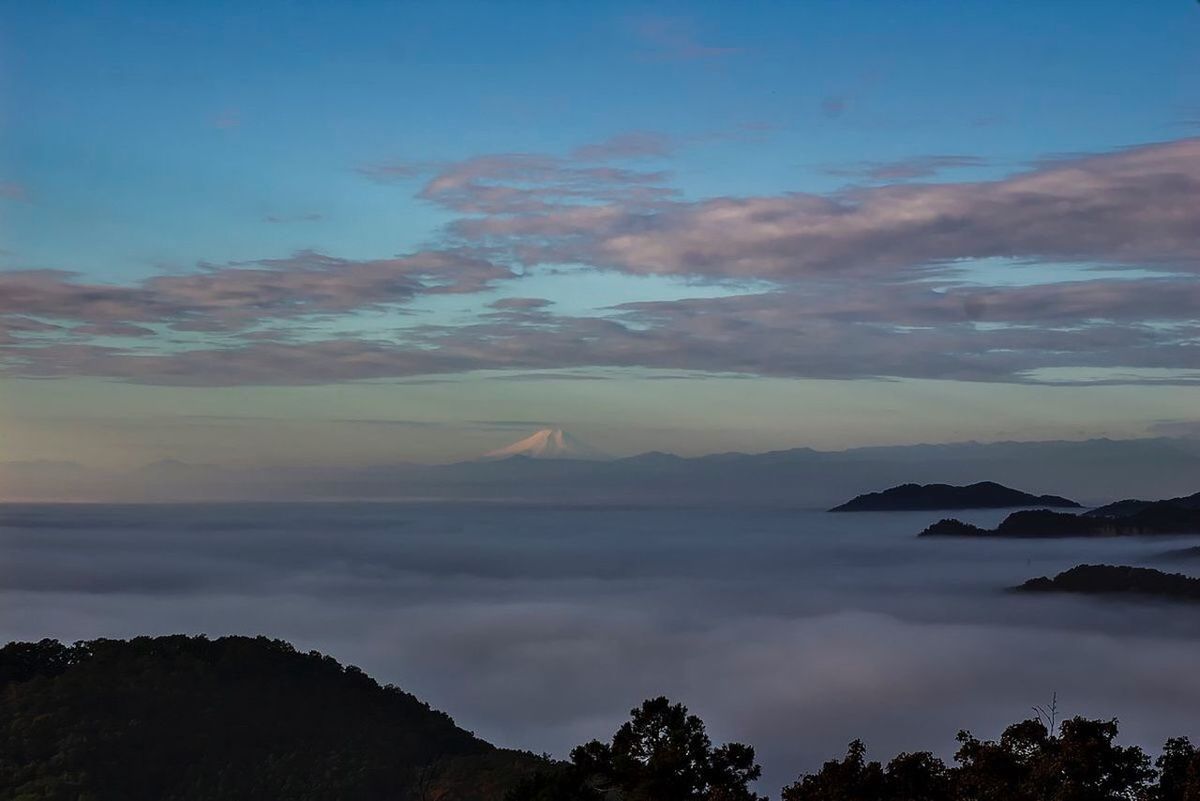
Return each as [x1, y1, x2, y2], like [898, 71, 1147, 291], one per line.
[0, 635, 540, 800]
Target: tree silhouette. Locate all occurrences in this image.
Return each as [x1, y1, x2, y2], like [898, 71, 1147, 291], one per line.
[784, 715, 1153, 801]
[507, 697, 764, 801]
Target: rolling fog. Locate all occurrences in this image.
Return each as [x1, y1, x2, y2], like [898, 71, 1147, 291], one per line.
[3, 501, 1200, 792]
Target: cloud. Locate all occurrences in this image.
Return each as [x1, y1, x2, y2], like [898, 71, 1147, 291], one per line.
[71, 322, 157, 338]
[456, 137, 1200, 280]
[0, 316, 66, 346]
[570, 132, 676, 162]
[212, 109, 240, 129]
[823, 155, 987, 181]
[0, 182, 30, 202]
[356, 162, 430, 184]
[820, 96, 847, 118]
[5, 137, 1199, 387]
[417, 154, 674, 215]
[625, 15, 742, 62]
[489, 297, 554, 310]
[0, 249, 511, 335]
[263, 212, 323, 224]
[10, 275, 1195, 386]
[359, 131, 676, 201]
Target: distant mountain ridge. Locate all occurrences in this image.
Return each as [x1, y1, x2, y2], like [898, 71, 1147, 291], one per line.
[830, 481, 1079, 512]
[3, 436, 1199, 505]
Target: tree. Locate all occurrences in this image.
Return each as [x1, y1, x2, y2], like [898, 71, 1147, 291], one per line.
[956, 716, 1152, 801]
[780, 740, 885, 801]
[1154, 737, 1200, 801]
[884, 751, 953, 801]
[507, 697, 764, 801]
[785, 716, 1153, 801]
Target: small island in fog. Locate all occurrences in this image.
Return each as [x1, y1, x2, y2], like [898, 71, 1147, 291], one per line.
[1016, 564, 1200, 603]
[830, 481, 1079, 512]
[919, 491, 1200, 538]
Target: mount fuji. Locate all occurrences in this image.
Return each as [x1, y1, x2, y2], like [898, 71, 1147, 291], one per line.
[481, 428, 610, 461]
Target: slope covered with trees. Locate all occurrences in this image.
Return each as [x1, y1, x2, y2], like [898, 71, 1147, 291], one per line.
[0, 635, 540, 801]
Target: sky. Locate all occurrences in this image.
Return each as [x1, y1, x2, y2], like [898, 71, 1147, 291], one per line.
[1, 0, 1199, 467]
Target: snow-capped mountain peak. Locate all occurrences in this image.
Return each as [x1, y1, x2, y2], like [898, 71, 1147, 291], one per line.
[481, 428, 609, 461]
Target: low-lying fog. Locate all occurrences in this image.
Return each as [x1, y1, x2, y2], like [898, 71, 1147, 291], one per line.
[3, 502, 1200, 792]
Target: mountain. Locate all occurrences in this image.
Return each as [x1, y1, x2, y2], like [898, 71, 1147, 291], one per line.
[0, 635, 542, 800]
[480, 427, 609, 461]
[829, 481, 1079, 512]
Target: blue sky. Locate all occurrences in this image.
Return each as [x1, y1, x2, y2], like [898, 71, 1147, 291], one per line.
[1, 1, 1198, 467]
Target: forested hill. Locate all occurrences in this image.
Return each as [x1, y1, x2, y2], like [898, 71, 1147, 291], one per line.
[8, 634, 1200, 800]
[0, 635, 541, 800]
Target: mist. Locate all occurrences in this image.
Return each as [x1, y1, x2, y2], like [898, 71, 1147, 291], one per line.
[3, 501, 1200, 793]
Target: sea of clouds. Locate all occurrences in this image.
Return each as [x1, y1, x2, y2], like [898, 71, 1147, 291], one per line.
[3, 501, 1200, 792]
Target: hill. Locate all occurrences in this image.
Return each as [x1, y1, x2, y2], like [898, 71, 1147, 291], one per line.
[0, 635, 541, 800]
[829, 481, 1078, 512]
[920, 497, 1200, 538]
[1086, 490, 1200, 519]
[1016, 564, 1200, 602]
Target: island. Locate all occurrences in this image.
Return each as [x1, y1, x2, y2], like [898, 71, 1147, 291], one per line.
[830, 481, 1080, 512]
[919, 495, 1200, 538]
[1086, 490, 1200, 519]
[1015, 564, 1200, 602]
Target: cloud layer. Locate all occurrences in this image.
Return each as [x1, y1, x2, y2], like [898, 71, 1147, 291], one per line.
[3, 137, 1198, 386]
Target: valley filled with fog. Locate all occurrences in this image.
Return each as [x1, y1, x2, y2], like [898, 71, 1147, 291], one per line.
[3, 501, 1200, 791]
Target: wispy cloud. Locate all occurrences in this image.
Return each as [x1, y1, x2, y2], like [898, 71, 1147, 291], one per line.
[263, 212, 323, 224]
[0, 249, 510, 334]
[820, 96, 848, 118]
[489, 297, 553, 310]
[625, 15, 742, 62]
[211, 108, 241, 129]
[570, 132, 676, 162]
[452, 137, 1200, 280]
[0, 182, 30, 202]
[823, 155, 987, 181]
[356, 162, 430, 184]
